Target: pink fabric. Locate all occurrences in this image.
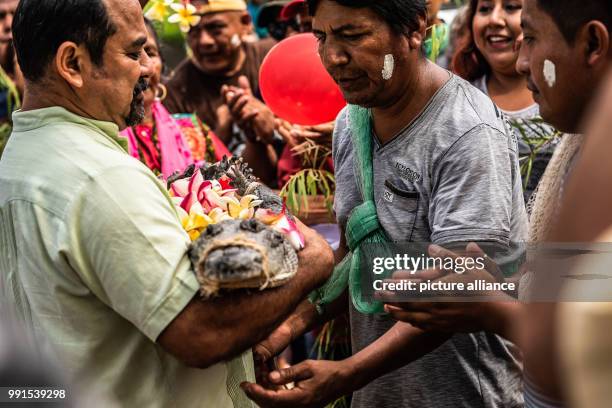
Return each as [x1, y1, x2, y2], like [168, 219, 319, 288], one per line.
[120, 101, 195, 180]
[122, 127, 140, 161]
[153, 101, 194, 180]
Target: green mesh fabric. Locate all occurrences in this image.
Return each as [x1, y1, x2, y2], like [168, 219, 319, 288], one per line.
[226, 350, 256, 408]
[309, 105, 389, 315]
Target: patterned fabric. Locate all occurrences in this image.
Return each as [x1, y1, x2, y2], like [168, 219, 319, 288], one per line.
[173, 113, 231, 163]
[121, 101, 230, 179]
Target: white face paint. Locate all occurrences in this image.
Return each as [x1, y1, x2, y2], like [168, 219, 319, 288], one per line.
[230, 34, 242, 48]
[382, 54, 394, 81]
[543, 59, 556, 88]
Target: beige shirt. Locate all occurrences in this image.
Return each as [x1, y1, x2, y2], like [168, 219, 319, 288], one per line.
[0, 107, 254, 407]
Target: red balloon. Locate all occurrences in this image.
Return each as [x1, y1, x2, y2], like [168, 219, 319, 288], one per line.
[259, 33, 346, 126]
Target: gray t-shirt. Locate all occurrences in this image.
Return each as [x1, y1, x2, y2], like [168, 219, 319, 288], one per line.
[473, 75, 559, 201]
[333, 74, 528, 408]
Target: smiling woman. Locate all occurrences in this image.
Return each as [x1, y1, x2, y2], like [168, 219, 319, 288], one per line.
[452, 0, 558, 201]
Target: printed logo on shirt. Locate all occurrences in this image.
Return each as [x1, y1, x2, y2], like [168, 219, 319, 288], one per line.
[383, 190, 394, 203]
[395, 162, 421, 183]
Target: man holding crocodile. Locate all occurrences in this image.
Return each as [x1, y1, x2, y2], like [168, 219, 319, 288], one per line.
[0, 0, 333, 406]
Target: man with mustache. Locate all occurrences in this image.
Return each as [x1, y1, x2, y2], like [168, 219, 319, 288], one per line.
[0, 0, 333, 406]
[242, 1, 527, 407]
[164, 0, 278, 183]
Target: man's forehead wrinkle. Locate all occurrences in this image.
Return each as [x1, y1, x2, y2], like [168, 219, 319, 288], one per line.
[315, 21, 367, 34]
[332, 23, 366, 33]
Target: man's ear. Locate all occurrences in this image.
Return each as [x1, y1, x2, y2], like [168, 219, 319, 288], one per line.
[579, 21, 610, 68]
[408, 14, 427, 50]
[54, 41, 86, 88]
[239, 10, 252, 27]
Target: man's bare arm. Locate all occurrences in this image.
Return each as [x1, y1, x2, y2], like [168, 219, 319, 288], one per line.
[253, 226, 351, 361]
[157, 224, 334, 369]
[346, 322, 450, 390]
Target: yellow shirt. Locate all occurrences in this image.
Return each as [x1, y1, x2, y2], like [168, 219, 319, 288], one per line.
[0, 107, 255, 407]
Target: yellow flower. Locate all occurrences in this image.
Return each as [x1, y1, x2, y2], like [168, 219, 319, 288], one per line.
[144, 0, 173, 22]
[181, 201, 213, 241]
[168, 2, 201, 33]
[225, 194, 263, 220]
[208, 208, 233, 224]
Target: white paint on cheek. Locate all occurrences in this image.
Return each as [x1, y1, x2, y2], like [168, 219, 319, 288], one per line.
[230, 34, 242, 48]
[543, 59, 556, 88]
[382, 54, 394, 81]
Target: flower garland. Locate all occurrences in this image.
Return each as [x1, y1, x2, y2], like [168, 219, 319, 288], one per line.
[169, 169, 305, 250]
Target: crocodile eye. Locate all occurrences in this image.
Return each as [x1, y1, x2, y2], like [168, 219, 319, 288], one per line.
[240, 219, 265, 233]
[268, 230, 284, 248]
[204, 223, 224, 237]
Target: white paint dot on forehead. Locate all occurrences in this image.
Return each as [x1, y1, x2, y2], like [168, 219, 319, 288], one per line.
[543, 59, 556, 88]
[382, 54, 394, 81]
[230, 34, 242, 48]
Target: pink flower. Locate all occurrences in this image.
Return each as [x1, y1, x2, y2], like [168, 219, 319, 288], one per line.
[256, 206, 305, 250]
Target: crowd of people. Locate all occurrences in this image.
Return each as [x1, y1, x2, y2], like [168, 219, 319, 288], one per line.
[1, 0, 612, 407]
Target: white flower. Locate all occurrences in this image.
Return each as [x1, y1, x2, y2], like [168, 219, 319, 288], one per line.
[168, 2, 201, 33]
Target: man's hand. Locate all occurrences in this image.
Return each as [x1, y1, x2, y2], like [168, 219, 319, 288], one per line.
[221, 75, 276, 144]
[295, 219, 334, 288]
[242, 359, 353, 408]
[275, 120, 334, 150]
[384, 300, 507, 334]
[382, 243, 519, 338]
[254, 320, 294, 364]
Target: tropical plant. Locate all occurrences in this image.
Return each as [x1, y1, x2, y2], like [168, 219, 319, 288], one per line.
[510, 117, 561, 189]
[312, 316, 352, 408]
[280, 137, 335, 216]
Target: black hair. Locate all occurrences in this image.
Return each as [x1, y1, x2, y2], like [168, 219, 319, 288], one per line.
[12, 0, 117, 82]
[306, 0, 427, 36]
[537, 0, 611, 44]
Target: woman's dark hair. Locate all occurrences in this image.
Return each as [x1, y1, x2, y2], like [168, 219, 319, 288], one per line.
[451, 0, 490, 82]
[306, 0, 427, 36]
[12, 0, 117, 82]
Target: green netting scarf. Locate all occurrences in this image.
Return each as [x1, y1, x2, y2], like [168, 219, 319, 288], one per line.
[309, 105, 389, 315]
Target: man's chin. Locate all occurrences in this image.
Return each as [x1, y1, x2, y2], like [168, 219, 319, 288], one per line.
[342, 91, 377, 109]
[193, 58, 231, 76]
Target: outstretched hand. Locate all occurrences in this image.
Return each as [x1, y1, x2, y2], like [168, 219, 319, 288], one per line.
[242, 359, 352, 408]
[382, 243, 515, 334]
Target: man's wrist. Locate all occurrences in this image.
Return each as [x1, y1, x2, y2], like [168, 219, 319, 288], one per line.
[338, 355, 367, 393]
